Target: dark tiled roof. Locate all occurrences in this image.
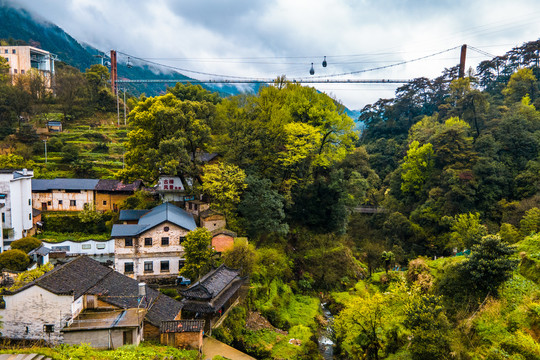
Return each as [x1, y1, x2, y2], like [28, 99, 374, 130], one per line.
[119, 209, 149, 221]
[181, 278, 244, 313]
[3, 256, 183, 328]
[181, 264, 241, 300]
[190, 152, 219, 163]
[160, 320, 205, 333]
[95, 179, 143, 192]
[32, 208, 41, 217]
[32, 178, 100, 191]
[112, 203, 196, 237]
[211, 228, 237, 237]
[28, 245, 51, 256]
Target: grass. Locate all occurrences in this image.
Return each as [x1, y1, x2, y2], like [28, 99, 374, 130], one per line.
[0, 342, 198, 360]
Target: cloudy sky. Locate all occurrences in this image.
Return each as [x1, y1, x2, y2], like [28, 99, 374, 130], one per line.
[11, 0, 540, 109]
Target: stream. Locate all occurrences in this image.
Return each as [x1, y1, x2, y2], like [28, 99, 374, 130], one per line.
[318, 302, 335, 359]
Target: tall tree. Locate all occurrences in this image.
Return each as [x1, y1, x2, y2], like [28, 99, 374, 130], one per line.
[180, 228, 215, 280]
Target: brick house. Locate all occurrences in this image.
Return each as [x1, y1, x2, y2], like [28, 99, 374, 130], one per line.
[0, 256, 183, 347]
[211, 229, 236, 254]
[111, 203, 197, 282]
[160, 319, 204, 351]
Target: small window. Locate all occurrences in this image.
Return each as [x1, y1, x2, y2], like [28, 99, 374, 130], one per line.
[28, 199, 31, 206]
[82, 244, 91, 250]
[188, 203, 192, 210]
[13, 69, 17, 74]
[58, 200, 63, 205]
[21, 69, 24, 74]
[12, 49, 15, 54]
[103, 200, 107, 205]
[179, 260, 185, 269]
[180, 236, 186, 244]
[144, 261, 153, 273]
[43, 324, 54, 333]
[194, 204, 198, 210]
[144, 237, 152, 246]
[164, 226, 169, 232]
[28, 213, 32, 220]
[161, 237, 169, 246]
[160, 261, 169, 272]
[124, 262, 134, 273]
[1, 213, 4, 223]
[96, 244, 106, 250]
[125, 238, 133, 247]
[70, 200, 76, 207]
[4, 50, 7, 54]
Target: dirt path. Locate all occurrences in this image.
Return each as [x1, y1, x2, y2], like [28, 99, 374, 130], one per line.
[202, 337, 256, 360]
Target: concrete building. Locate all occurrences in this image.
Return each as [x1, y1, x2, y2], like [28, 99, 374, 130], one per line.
[111, 203, 197, 283]
[0, 46, 55, 88]
[0, 256, 183, 346]
[0, 169, 34, 251]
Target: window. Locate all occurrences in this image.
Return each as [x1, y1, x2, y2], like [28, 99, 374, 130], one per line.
[188, 203, 192, 210]
[1, 213, 4, 223]
[144, 261, 153, 273]
[43, 324, 54, 333]
[144, 237, 152, 246]
[4, 49, 7, 54]
[125, 238, 133, 247]
[28, 213, 32, 220]
[28, 199, 31, 206]
[164, 226, 169, 232]
[161, 237, 169, 246]
[82, 244, 91, 250]
[103, 200, 107, 205]
[47, 201, 51, 206]
[160, 261, 169, 272]
[179, 260, 185, 269]
[70, 200, 76, 207]
[124, 262, 134, 273]
[58, 200, 63, 205]
[13, 69, 17, 74]
[96, 244, 106, 250]
[21, 70, 24, 74]
[180, 236, 186, 244]
[12, 49, 15, 54]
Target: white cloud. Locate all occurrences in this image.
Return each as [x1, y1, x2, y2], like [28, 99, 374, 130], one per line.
[12, 0, 540, 109]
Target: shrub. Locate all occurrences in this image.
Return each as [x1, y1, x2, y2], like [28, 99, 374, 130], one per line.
[10, 237, 41, 253]
[0, 249, 30, 271]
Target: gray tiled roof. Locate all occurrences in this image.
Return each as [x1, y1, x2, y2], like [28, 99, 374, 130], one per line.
[119, 209, 149, 221]
[112, 203, 196, 237]
[4, 256, 183, 327]
[32, 178, 100, 191]
[181, 264, 241, 300]
[161, 320, 205, 333]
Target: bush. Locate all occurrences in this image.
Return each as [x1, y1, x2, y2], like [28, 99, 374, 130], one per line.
[0, 249, 30, 271]
[10, 237, 41, 253]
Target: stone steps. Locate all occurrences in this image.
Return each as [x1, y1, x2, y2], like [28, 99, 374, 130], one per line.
[0, 354, 51, 360]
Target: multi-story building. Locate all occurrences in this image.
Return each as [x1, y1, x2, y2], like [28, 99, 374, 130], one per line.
[0, 46, 55, 88]
[111, 202, 197, 282]
[0, 169, 34, 251]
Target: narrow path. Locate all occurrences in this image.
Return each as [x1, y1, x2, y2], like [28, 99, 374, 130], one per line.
[0, 354, 52, 360]
[202, 337, 255, 360]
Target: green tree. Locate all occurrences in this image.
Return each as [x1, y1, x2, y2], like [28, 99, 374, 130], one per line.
[448, 212, 488, 250]
[498, 223, 521, 244]
[120, 93, 215, 187]
[201, 162, 247, 215]
[180, 227, 215, 280]
[238, 176, 288, 239]
[0, 56, 10, 83]
[54, 64, 87, 119]
[78, 203, 103, 224]
[400, 141, 434, 196]
[85, 64, 110, 103]
[222, 238, 258, 276]
[10, 237, 41, 254]
[502, 68, 537, 103]
[465, 235, 518, 297]
[380, 251, 395, 274]
[520, 207, 540, 237]
[0, 249, 30, 271]
[167, 82, 221, 104]
[404, 293, 451, 360]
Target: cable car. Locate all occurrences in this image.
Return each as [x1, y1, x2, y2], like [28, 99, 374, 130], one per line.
[322, 56, 327, 67]
[127, 57, 133, 68]
[309, 63, 315, 75]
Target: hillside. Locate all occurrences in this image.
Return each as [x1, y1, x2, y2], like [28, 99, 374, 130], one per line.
[0, 1, 254, 98]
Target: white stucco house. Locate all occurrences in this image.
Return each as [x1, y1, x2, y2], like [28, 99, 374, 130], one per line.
[0, 169, 34, 251]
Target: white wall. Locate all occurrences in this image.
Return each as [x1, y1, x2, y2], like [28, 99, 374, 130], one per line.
[42, 239, 115, 255]
[0, 170, 33, 247]
[0, 285, 73, 343]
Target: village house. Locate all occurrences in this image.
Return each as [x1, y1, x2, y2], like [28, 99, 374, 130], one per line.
[41, 239, 115, 265]
[0, 256, 183, 348]
[0, 169, 34, 251]
[0, 45, 55, 88]
[199, 208, 227, 232]
[180, 264, 246, 333]
[160, 319, 205, 351]
[32, 178, 142, 212]
[111, 202, 196, 283]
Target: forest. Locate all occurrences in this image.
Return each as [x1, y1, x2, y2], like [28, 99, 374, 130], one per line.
[1, 37, 540, 359]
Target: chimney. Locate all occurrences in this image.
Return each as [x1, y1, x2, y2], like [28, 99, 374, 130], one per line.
[138, 282, 146, 297]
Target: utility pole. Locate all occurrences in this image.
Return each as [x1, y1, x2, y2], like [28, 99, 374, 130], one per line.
[459, 44, 467, 78]
[110, 50, 117, 95]
[43, 139, 47, 163]
[117, 89, 120, 127]
[123, 89, 127, 125]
